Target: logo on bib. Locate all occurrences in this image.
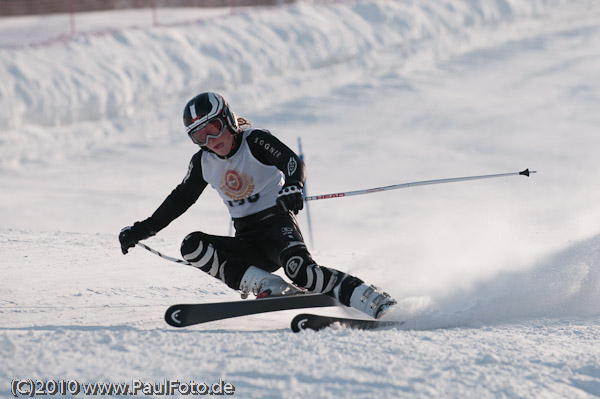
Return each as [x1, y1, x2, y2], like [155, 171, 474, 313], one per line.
[220, 169, 255, 201]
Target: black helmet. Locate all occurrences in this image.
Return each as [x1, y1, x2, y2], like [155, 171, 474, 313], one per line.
[183, 92, 239, 145]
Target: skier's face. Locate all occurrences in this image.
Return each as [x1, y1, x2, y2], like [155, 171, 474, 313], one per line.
[204, 127, 235, 156]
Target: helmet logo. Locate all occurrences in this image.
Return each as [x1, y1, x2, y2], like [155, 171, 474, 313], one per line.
[189, 104, 198, 120]
[207, 92, 221, 118]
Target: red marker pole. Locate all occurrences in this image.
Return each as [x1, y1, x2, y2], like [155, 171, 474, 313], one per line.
[298, 137, 314, 247]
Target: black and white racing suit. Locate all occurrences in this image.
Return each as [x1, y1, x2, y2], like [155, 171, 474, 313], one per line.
[141, 128, 363, 305]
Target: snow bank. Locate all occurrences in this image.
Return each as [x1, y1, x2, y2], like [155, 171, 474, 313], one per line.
[0, 0, 580, 168]
[394, 234, 600, 329]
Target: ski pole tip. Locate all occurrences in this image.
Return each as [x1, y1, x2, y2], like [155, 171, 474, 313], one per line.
[519, 168, 537, 177]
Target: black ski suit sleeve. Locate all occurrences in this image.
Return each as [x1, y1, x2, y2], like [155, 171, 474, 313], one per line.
[143, 151, 208, 233]
[246, 129, 306, 187]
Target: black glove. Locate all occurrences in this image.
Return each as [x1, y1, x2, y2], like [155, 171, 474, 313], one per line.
[276, 183, 304, 215]
[119, 221, 155, 255]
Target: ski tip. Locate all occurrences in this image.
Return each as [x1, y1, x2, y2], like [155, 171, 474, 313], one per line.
[165, 305, 186, 328]
[519, 168, 537, 177]
[291, 313, 310, 333]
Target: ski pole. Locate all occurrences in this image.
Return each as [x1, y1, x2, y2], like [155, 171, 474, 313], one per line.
[136, 243, 192, 266]
[304, 168, 536, 202]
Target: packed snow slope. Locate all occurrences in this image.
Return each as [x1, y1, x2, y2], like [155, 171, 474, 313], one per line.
[2, 0, 600, 398]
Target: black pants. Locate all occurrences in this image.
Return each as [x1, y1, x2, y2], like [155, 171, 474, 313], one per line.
[180, 206, 360, 300]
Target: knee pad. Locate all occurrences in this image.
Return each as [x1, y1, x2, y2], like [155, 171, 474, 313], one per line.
[280, 246, 340, 294]
[181, 232, 228, 282]
[181, 232, 215, 270]
[279, 244, 313, 281]
[180, 232, 248, 290]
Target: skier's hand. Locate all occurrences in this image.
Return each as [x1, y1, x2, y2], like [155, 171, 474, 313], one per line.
[119, 221, 155, 254]
[277, 183, 304, 215]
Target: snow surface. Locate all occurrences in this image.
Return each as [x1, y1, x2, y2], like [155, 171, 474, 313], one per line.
[2, 0, 600, 397]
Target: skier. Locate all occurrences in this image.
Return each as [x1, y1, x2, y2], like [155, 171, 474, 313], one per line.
[119, 92, 396, 319]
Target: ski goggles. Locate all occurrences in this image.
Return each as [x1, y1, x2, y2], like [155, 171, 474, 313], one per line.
[187, 118, 227, 146]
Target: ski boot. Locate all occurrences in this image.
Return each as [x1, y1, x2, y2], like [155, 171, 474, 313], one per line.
[348, 284, 397, 319]
[239, 266, 302, 299]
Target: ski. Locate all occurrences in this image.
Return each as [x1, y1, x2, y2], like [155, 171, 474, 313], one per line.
[165, 293, 339, 328]
[291, 313, 405, 332]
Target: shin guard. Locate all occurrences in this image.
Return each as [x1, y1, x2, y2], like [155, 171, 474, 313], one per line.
[180, 232, 247, 290]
